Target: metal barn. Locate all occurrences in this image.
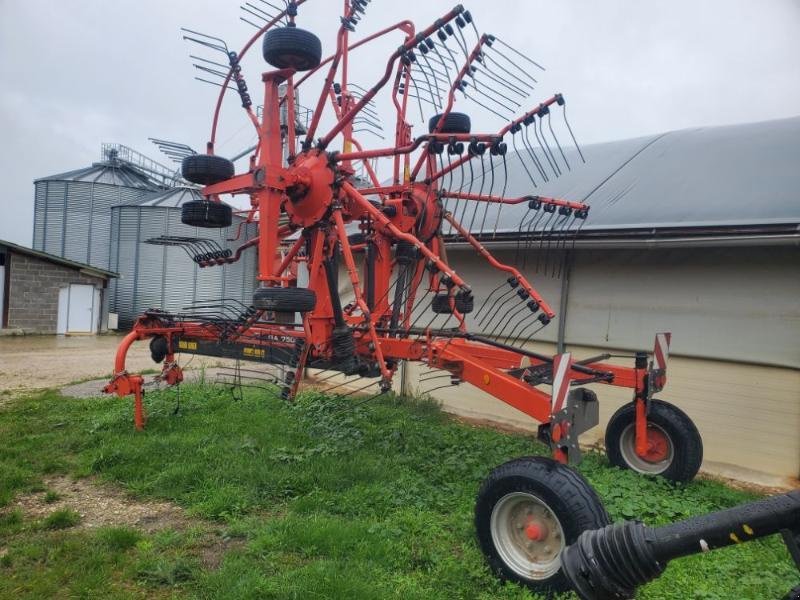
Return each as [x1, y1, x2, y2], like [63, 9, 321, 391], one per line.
[32, 145, 167, 270]
[412, 116, 800, 484]
[109, 187, 258, 327]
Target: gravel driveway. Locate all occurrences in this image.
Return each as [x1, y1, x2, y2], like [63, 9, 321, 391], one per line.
[0, 334, 228, 394]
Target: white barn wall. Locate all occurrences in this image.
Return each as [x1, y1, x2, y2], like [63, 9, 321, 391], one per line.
[401, 245, 800, 481]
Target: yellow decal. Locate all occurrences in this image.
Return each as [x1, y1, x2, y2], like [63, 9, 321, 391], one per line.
[344, 140, 353, 154]
[178, 340, 198, 350]
[243, 347, 266, 358]
[743, 524, 754, 536]
[729, 533, 741, 544]
[404, 165, 410, 182]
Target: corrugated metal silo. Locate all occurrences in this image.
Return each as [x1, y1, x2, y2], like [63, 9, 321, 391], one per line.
[32, 154, 160, 270]
[109, 187, 258, 327]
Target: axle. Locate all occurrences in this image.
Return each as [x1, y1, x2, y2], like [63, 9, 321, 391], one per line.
[562, 490, 800, 599]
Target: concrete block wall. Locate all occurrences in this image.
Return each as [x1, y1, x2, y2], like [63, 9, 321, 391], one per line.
[7, 252, 105, 332]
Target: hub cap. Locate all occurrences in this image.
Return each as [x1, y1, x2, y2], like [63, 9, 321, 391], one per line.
[490, 492, 565, 580]
[619, 422, 674, 474]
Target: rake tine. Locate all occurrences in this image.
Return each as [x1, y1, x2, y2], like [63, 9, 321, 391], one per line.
[547, 111, 571, 172]
[532, 117, 559, 178]
[476, 287, 517, 328]
[480, 51, 535, 92]
[465, 154, 486, 233]
[511, 133, 537, 188]
[244, 1, 277, 21]
[534, 209, 557, 272]
[522, 122, 549, 182]
[561, 101, 586, 163]
[411, 61, 443, 110]
[470, 69, 524, 109]
[477, 153, 496, 238]
[181, 29, 229, 55]
[473, 281, 507, 319]
[461, 87, 514, 119]
[538, 115, 563, 177]
[493, 36, 546, 71]
[473, 64, 529, 98]
[485, 43, 539, 87]
[241, 5, 275, 26]
[491, 151, 510, 238]
[514, 206, 539, 265]
[485, 297, 528, 339]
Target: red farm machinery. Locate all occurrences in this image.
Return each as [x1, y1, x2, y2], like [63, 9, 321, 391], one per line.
[100, 1, 728, 594]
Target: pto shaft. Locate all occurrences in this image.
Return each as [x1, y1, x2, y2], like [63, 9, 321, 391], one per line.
[562, 490, 800, 599]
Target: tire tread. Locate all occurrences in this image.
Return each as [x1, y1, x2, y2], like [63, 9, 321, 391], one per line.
[605, 399, 703, 482]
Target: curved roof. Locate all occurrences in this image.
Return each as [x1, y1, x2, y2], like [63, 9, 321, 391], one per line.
[475, 116, 800, 235]
[35, 160, 160, 190]
[135, 186, 204, 208]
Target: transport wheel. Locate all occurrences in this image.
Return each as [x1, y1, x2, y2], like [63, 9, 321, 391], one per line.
[428, 111, 471, 134]
[431, 291, 474, 314]
[262, 26, 322, 71]
[181, 154, 235, 185]
[475, 456, 610, 594]
[181, 200, 233, 228]
[605, 399, 703, 482]
[785, 585, 800, 600]
[253, 287, 316, 313]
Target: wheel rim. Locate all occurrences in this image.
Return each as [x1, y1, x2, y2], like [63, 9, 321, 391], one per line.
[490, 492, 565, 581]
[619, 422, 674, 474]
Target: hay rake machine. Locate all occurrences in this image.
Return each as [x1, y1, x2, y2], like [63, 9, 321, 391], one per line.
[104, 1, 707, 593]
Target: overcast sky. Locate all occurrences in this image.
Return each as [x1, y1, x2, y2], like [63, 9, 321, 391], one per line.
[1, 0, 798, 246]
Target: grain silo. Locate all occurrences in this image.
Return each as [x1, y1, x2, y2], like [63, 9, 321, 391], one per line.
[109, 187, 258, 327]
[32, 145, 166, 270]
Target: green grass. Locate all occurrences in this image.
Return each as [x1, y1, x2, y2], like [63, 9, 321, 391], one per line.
[41, 508, 81, 530]
[43, 490, 61, 504]
[0, 383, 796, 599]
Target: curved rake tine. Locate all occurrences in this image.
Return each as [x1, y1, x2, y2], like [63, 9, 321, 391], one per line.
[547, 110, 570, 172]
[485, 44, 539, 87]
[181, 28, 229, 55]
[561, 100, 586, 163]
[536, 116, 561, 178]
[511, 132, 537, 188]
[522, 122, 549, 182]
[491, 151, 510, 238]
[493, 36, 546, 72]
[473, 281, 506, 319]
[480, 51, 535, 92]
[476, 287, 517, 328]
[485, 296, 528, 339]
[477, 153, 497, 238]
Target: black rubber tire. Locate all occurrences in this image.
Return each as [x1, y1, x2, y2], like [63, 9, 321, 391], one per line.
[181, 200, 233, 228]
[475, 456, 610, 594]
[149, 335, 169, 363]
[431, 292, 474, 314]
[605, 399, 703, 483]
[253, 287, 316, 313]
[784, 585, 800, 600]
[262, 26, 322, 71]
[181, 154, 235, 185]
[347, 232, 366, 245]
[428, 112, 471, 134]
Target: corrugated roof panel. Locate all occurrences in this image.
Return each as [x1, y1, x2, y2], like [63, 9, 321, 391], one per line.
[471, 116, 800, 235]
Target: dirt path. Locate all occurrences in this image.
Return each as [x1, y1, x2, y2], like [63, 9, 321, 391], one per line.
[0, 335, 233, 396]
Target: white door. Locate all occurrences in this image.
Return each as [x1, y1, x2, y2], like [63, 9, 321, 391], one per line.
[66, 284, 95, 333]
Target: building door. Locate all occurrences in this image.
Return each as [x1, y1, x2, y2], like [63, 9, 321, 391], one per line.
[56, 284, 96, 334]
